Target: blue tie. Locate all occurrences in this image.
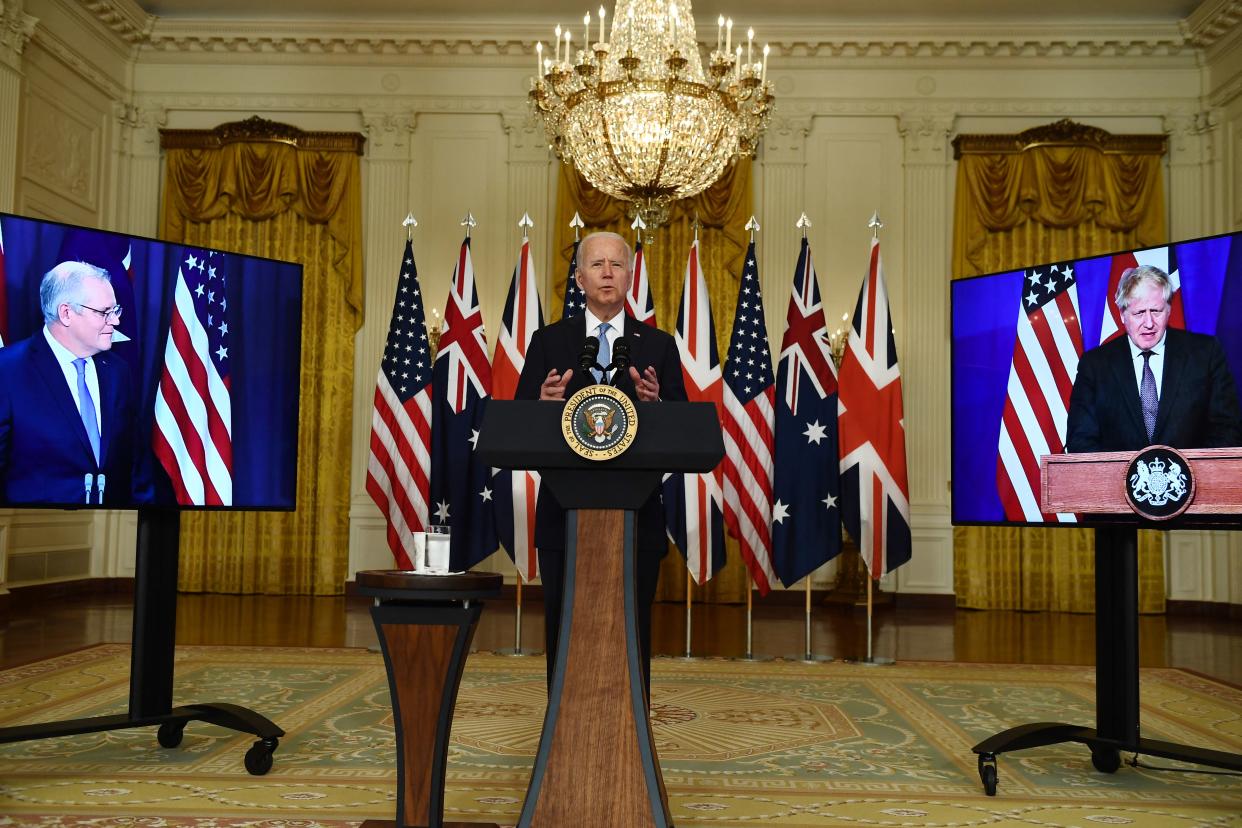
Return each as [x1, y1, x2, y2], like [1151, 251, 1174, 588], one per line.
[73, 358, 101, 465]
[594, 322, 611, 383]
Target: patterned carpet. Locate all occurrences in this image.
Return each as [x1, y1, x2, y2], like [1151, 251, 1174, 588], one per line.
[0, 645, 1239, 827]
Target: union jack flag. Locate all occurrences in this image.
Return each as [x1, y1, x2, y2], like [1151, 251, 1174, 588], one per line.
[430, 235, 498, 569]
[664, 239, 726, 584]
[722, 240, 777, 595]
[491, 236, 544, 581]
[366, 239, 433, 569]
[152, 249, 233, 505]
[838, 237, 911, 576]
[627, 238, 657, 327]
[771, 238, 841, 586]
[1099, 246, 1185, 344]
[996, 258, 1084, 522]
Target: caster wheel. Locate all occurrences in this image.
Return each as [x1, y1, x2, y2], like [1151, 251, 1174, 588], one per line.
[1091, 748, 1121, 774]
[244, 738, 278, 776]
[978, 753, 998, 796]
[156, 722, 184, 748]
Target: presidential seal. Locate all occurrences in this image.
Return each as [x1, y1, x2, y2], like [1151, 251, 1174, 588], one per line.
[562, 384, 638, 461]
[1125, 445, 1194, 520]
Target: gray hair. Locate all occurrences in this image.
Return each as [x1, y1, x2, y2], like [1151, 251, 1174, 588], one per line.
[40, 261, 112, 324]
[1115, 265, 1172, 313]
[575, 231, 634, 272]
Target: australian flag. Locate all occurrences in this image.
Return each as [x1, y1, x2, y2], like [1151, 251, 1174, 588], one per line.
[429, 235, 498, 570]
[771, 237, 842, 586]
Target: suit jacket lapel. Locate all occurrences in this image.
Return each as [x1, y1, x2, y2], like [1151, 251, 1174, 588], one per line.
[1108, 336, 1147, 444]
[1153, 331, 1186, 442]
[31, 334, 97, 463]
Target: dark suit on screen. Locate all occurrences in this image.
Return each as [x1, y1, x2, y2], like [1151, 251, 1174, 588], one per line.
[514, 313, 686, 690]
[0, 331, 137, 506]
[1066, 327, 1242, 453]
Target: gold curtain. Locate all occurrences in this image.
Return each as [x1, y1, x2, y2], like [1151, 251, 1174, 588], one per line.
[951, 119, 1167, 612]
[554, 160, 753, 603]
[159, 117, 365, 595]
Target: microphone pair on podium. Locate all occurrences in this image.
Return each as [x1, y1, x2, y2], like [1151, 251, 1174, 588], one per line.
[83, 473, 106, 505]
[578, 335, 632, 387]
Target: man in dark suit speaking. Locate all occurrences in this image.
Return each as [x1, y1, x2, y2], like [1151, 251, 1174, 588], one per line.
[0, 261, 137, 506]
[1067, 265, 1242, 452]
[515, 231, 686, 692]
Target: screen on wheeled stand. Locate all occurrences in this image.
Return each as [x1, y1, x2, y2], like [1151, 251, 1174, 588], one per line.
[0, 212, 303, 509]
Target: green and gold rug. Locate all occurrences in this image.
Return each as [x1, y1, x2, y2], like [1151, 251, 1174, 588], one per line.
[0, 645, 1239, 826]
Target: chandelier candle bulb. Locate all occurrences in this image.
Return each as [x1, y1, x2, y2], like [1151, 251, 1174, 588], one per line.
[762, 43, 769, 83]
[555, 24, 561, 63]
[726, 17, 732, 52]
[717, 15, 723, 52]
[735, 45, 742, 79]
[583, 12, 590, 52]
[747, 27, 753, 64]
[599, 6, 606, 45]
[536, 41, 543, 75]
[564, 30, 571, 63]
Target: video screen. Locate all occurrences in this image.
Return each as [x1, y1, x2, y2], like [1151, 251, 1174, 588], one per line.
[951, 232, 1242, 526]
[0, 213, 303, 509]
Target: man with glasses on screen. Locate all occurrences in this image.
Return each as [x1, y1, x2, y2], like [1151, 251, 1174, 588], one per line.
[0, 261, 138, 505]
[1067, 265, 1242, 452]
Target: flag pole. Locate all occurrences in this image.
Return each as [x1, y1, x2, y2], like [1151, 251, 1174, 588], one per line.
[787, 576, 831, 663]
[856, 569, 894, 666]
[683, 575, 694, 659]
[854, 211, 894, 667]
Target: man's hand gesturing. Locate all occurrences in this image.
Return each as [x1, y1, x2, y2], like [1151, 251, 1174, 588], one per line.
[540, 368, 574, 401]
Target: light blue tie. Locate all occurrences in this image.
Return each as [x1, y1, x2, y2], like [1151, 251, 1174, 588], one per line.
[594, 322, 611, 383]
[73, 358, 101, 465]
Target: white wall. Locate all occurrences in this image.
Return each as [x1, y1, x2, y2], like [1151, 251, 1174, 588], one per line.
[2, 0, 1241, 603]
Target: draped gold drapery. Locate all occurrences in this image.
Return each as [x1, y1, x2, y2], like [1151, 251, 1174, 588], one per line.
[554, 160, 753, 603]
[951, 120, 1167, 612]
[159, 117, 364, 595]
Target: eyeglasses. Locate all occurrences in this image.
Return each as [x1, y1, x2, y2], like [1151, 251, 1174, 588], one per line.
[77, 303, 123, 322]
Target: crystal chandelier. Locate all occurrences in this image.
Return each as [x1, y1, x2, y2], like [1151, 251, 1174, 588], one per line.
[530, 0, 774, 227]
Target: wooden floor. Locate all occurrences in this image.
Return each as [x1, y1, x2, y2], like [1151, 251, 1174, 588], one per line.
[1, 589, 1239, 686]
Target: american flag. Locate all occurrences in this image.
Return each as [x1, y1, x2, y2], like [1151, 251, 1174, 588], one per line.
[430, 235, 498, 570]
[561, 239, 585, 319]
[664, 239, 726, 584]
[365, 239, 433, 569]
[771, 238, 842, 586]
[721, 240, 777, 595]
[1100, 246, 1185, 344]
[996, 258, 1084, 522]
[491, 236, 544, 581]
[152, 249, 233, 506]
[838, 237, 911, 576]
[627, 238, 657, 327]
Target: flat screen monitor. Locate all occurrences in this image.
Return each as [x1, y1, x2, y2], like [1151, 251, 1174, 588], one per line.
[951, 231, 1242, 526]
[0, 213, 303, 509]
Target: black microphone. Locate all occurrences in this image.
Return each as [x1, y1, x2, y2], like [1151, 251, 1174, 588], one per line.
[608, 336, 632, 386]
[578, 335, 601, 372]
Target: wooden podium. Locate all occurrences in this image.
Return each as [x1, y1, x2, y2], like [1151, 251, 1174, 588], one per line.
[358, 569, 503, 828]
[971, 447, 1242, 796]
[479, 398, 723, 828]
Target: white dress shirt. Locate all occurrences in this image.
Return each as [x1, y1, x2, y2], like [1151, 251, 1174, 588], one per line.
[583, 307, 625, 381]
[1127, 331, 1166, 402]
[43, 326, 104, 435]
